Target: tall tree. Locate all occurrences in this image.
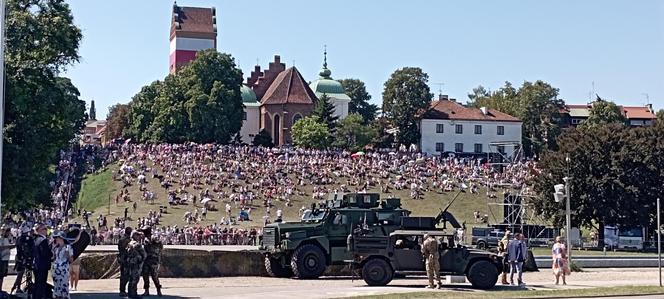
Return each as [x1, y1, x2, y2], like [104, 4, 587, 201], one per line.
[656, 109, 664, 124]
[106, 103, 131, 140]
[466, 81, 563, 157]
[291, 116, 331, 149]
[89, 100, 97, 120]
[532, 125, 664, 241]
[3, 0, 86, 210]
[382, 67, 433, 146]
[312, 93, 338, 131]
[333, 113, 377, 152]
[579, 98, 625, 129]
[338, 78, 378, 123]
[126, 49, 244, 144]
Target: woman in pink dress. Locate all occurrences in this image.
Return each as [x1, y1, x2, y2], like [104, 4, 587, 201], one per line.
[552, 236, 569, 285]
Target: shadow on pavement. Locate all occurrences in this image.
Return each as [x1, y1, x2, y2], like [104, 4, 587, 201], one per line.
[72, 293, 198, 299]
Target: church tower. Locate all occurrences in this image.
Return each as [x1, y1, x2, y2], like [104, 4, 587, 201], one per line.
[169, 2, 217, 74]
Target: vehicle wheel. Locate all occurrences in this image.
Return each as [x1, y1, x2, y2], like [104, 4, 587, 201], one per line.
[467, 260, 498, 289]
[361, 258, 394, 286]
[290, 244, 326, 279]
[265, 256, 293, 278]
[477, 241, 487, 250]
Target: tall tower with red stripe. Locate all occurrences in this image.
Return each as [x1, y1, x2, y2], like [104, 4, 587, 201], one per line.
[169, 2, 217, 74]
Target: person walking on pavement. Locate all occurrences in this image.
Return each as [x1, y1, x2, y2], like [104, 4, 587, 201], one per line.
[33, 223, 53, 299]
[126, 230, 147, 299]
[421, 234, 442, 289]
[118, 227, 133, 297]
[141, 226, 163, 296]
[508, 233, 527, 286]
[498, 230, 511, 285]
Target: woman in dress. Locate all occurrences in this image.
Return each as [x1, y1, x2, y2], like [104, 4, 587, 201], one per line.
[552, 236, 569, 285]
[51, 231, 74, 298]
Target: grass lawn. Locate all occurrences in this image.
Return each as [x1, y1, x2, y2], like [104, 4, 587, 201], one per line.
[71, 161, 506, 229]
[75, 164, 118, 213]
[340, 285, 664, 299]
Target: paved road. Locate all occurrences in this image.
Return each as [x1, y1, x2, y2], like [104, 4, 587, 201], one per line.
[2, 268, 653, 299]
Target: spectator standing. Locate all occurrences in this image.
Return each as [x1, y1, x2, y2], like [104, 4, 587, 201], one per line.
[11, 225, 34, 294]
[498, 231, 511, 285]
[32, 223, 53, 299]
[51, 231, 73, 299]
[507, 233, 527, 286]
[552, 236, 569, 285]
[0, 227, 14, 293]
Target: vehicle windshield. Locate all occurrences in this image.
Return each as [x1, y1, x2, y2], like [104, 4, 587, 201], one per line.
[301, 209, 328, 222]
[619, 227, 643, 237]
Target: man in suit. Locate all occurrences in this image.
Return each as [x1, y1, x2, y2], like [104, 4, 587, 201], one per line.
[507, 233, 527, 286]
[32, 223, 53, 299]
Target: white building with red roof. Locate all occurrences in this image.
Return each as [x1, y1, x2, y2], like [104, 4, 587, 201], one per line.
[419, 97, 522, 157]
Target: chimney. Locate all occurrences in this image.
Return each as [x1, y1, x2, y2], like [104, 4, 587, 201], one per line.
[438, 94, 449, 101]
[274, 55, 281, 64]
[480, 107, 488, 115]
[647, 103, 653, 112]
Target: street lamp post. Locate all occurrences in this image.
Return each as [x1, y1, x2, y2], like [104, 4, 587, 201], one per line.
[564, 176, 572, 261]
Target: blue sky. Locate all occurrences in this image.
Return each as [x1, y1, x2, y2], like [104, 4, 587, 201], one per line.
[64, 0, 664, 118]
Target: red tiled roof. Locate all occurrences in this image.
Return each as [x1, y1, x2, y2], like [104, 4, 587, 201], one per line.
[172, 6, 215, 33]
[422, 100, 521, 122]
[623, 106, 655, 119]
[261, 67, 318, 105]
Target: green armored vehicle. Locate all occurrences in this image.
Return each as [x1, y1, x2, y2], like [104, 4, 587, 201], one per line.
[261, 193, 410, 279]
[350, 229, 503, 289]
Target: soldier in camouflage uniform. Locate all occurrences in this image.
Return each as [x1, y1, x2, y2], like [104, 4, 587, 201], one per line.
[126, 230, 146, 299]
[140, 226, 163, 296]
[421, 234, 443, 289]
[118, 227, 132, 297]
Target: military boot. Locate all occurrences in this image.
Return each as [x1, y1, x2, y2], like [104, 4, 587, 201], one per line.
[156, 286, 162, 297]
[141, 289, 150, 296]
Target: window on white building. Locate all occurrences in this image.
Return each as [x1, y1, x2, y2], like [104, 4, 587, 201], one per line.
[455, 124, 463, 134]
[571, 118, 583, 125]
[455, 143, 463, 152]
[435, 143, 444, 152]
[497, 145, 505, 154]
[497, 125, 504, 135]
[474, 125, 482, 135]
[436, 124, 444, 133]
[474, 143, 483, 153]
[243, 112, 247, 121]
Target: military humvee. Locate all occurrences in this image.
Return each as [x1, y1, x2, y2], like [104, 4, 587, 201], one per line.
[261, 193, 410, 279]
[350, 229, 503, 289]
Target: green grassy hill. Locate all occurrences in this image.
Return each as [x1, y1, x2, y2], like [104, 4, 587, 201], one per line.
[74, 162, 505, 230]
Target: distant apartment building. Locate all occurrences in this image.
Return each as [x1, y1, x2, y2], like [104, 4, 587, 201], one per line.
[82, 119, 106, 145]
[560, 102, 656, 127]
[419, 96, 522, 158]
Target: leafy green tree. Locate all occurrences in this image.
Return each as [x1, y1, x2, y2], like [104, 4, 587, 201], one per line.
[466, 81, 563, 157]
[532, 124, 664, 242]
[3, 0, 86, 211]
[291, 116, 331, 149]
[126, 50, 244, 144]
[656, 109, 664, 124]
[580, 98, 626, 128]
[370, 117, 395, 149]
[333, 113, 377, 151]
[105, 103, 131, 140]
[125, 81, 161, 142]
[338, 79, 378, 123]
[252, 129, 273, 147]
[382, 67, 433, 146]
[313, 93, 338, 132]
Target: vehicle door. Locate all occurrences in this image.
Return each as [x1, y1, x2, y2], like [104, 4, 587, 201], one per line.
[392, 235, 424, 271]
[439, 237, 466, 273]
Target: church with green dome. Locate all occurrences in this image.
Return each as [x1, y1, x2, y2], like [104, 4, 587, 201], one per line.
[238, 52, 351, 145]
[309, 50, 351, 119]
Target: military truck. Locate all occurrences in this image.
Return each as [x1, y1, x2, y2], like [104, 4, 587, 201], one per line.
[261, 193, 410, 279]
[350, 229, 503, 289]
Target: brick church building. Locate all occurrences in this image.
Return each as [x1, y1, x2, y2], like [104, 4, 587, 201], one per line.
[169, 2, 350, 146]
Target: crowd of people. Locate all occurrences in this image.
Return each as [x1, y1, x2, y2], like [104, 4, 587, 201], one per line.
[106, 143, 538, 235]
